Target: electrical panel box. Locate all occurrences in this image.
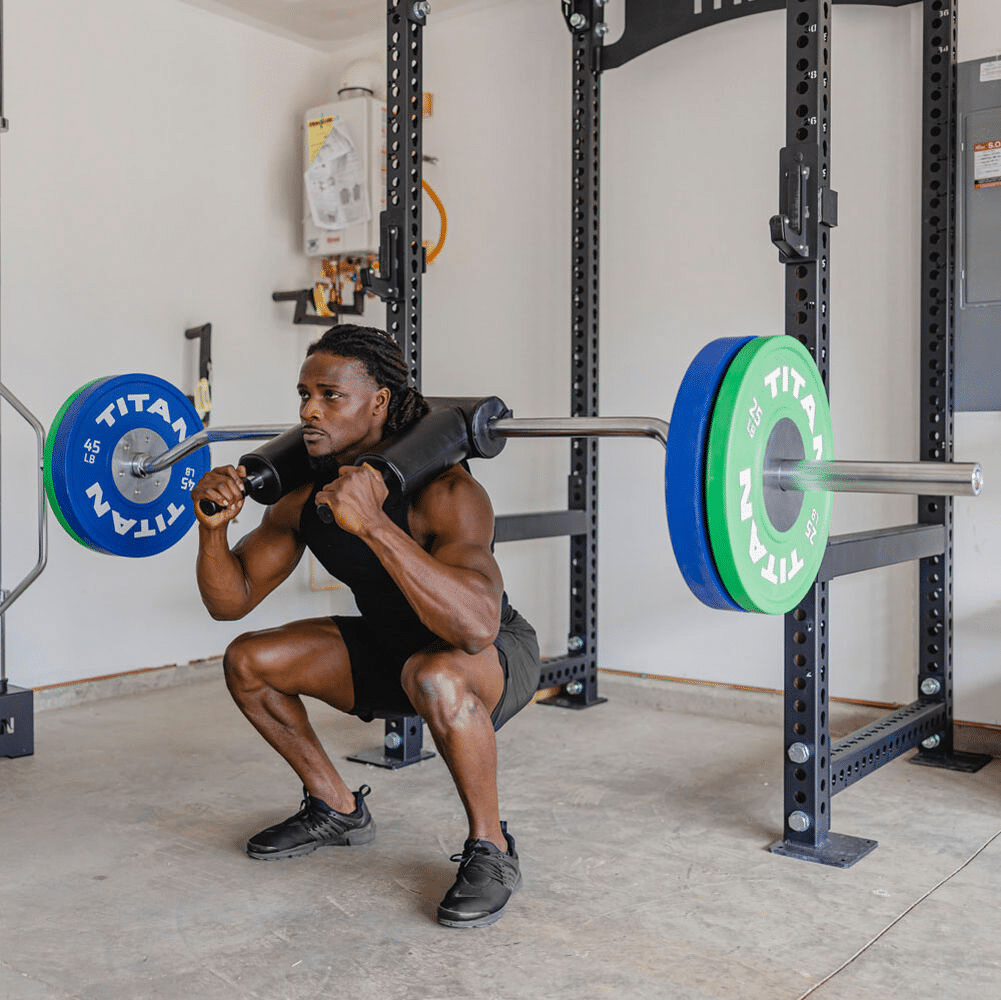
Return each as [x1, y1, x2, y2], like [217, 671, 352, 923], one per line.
[302, 96, 386, 259]
[955, 59, 1001, 411]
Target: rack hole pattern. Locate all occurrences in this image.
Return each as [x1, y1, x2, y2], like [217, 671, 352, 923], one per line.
[917, 0, 957, 741]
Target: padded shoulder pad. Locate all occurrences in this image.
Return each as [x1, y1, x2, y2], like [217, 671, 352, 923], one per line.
[359, 396, 511, 498]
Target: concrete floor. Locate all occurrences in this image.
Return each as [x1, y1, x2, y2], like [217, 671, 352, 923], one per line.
[1, 670, 999, 1000]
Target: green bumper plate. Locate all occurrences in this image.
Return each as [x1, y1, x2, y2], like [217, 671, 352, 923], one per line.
[705, 336, 833, 614]
[43, 378, 106, 550]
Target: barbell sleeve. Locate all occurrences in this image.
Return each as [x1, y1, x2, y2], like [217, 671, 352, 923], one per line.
[769, 459, 983, 498]
[136, 425, 292, 477]
[490, 415, 671, 447]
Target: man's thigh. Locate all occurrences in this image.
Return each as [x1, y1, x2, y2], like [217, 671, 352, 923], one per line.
[231, 617, 356, 713]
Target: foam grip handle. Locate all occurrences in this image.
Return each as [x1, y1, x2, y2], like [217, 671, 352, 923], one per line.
[239, 426, 312, 504]
[197, 427, 312, 516]
[356, 396, 510, 499]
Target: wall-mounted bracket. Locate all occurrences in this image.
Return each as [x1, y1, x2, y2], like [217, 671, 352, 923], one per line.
[770, 145, 838, 262]
[271, 288, 365, 326]
[184, 322, 212, 424]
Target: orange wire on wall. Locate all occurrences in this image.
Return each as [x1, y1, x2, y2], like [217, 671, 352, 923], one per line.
[422, 178, 447, 264]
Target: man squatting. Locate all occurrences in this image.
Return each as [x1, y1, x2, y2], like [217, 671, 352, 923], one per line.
[191, 324, 542, 928]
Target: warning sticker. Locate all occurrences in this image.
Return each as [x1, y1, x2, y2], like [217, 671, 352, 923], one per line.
[980, 60, 1001, 83]
[306, 115, 337, 167]
[974, 140, 1001, 189]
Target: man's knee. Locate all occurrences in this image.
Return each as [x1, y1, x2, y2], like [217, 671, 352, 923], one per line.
[223, 631, 267, 696]
[401, 651, 473, 726]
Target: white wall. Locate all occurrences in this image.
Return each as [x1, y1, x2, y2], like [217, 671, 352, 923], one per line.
[1, 0, 998, 724]
[0, 0, 358, 687]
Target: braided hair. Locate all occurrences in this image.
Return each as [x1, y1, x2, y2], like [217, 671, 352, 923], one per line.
[306, 324, 430, 438]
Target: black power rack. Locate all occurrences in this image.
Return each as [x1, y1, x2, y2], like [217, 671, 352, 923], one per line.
[360, 0, 990, 867]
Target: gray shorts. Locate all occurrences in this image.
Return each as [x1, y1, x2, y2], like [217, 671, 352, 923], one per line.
[335, 604, 541, 731]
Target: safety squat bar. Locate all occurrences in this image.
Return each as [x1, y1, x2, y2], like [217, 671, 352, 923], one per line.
[137, 415, 983, 500]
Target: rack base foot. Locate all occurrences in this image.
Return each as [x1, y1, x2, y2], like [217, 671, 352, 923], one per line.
[538, 694, 608, 711]
[769, 831, 878, 868]
[909, 748, 992, 773]
[346, 714, 436, 770]
[346, 747, 436, 770]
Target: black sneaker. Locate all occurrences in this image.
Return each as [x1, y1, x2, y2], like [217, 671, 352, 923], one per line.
[246, 785, 375, 860]
[437, 823, 522, 928]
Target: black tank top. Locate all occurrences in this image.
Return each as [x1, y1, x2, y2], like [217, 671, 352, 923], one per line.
[299, 483, 439, 656]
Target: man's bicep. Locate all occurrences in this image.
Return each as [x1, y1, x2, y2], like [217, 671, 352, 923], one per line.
[421, 477, 504, 589]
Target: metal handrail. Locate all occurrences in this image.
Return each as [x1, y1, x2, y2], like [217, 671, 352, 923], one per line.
[0, 382, 48, 618]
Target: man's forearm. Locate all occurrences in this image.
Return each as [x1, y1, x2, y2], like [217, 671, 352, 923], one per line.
[196, 525, 253, 620]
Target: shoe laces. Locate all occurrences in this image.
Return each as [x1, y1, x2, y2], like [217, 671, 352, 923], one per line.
[294, 796, 313, 820]
[450, 841, 513, 883]
[298, 791, 338, 826]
